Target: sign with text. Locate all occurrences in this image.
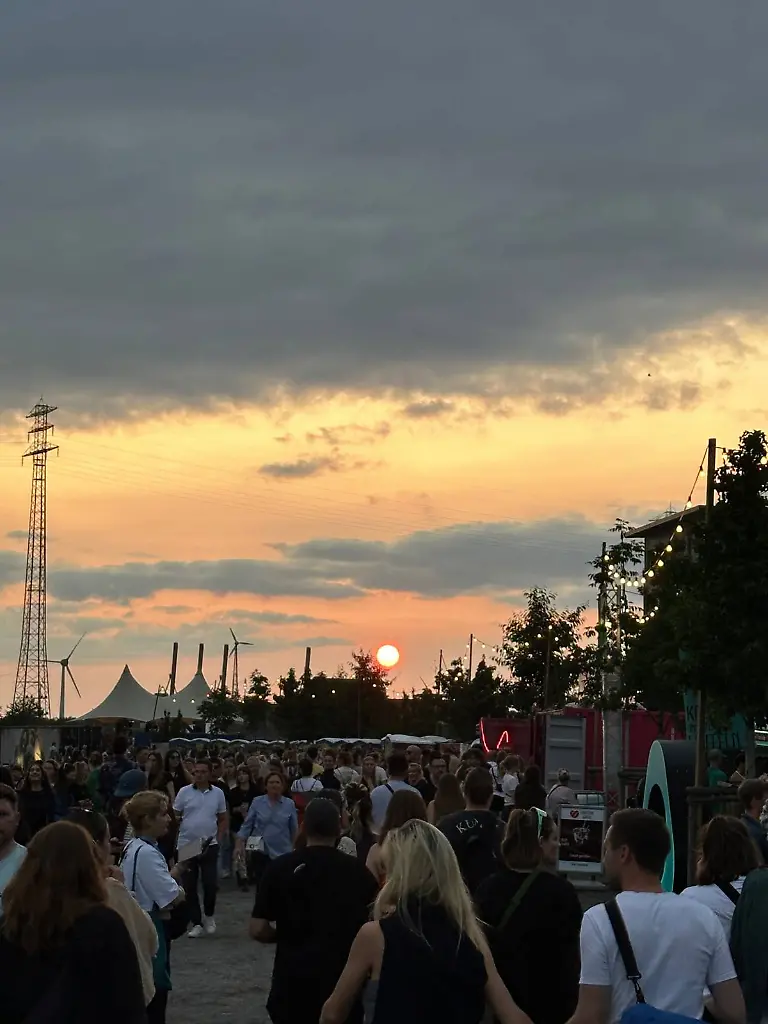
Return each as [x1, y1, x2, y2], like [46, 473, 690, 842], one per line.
[558, 804, 605, 874]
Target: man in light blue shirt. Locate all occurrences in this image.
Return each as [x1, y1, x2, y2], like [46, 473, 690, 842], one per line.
[0, 784, 26, 912]
[370, 753, 420, 830]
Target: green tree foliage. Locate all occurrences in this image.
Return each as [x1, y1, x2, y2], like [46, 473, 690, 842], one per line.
[197, 689, 243, 733]
[622, 430, 768, 726]
[496, 587, 588, 715]
[1, 696, 47, 725]
[239, 669, 272, 733]
[437, 656, 513, 738]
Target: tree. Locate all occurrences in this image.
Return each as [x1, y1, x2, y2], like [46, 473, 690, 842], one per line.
[1, 696, 47, 725]
[622, 430, 768, 736]
[438, 657, 514, 738]
[197, 689, 242, 733]
[240, 669, 272, 734]
[496, 587, 589, 715]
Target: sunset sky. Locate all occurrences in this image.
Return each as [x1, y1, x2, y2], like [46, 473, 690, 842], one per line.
[1, 2, 767, 717]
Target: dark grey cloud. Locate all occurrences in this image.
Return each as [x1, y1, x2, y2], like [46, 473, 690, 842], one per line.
[5, 530, 27, 542]
[46, 557, 365, 603]
[401, 400, 455, 420]
[0, 551, 24, 587]
[1, 1, 766, 419]
[2, 515, 606, 606]
[259, 456, 341, 480]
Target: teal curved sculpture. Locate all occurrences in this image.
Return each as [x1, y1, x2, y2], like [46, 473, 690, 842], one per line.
[642, 739, 695, 892]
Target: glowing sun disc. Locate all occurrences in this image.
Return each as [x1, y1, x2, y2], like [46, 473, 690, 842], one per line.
[376, 644, 400, 668]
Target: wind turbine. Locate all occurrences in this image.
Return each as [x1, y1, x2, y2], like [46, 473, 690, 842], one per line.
[48, 634, 85, 720]
[228, 628, 253, 698]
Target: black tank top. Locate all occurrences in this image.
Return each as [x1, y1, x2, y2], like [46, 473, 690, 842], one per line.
[371, 902, 487, 1024]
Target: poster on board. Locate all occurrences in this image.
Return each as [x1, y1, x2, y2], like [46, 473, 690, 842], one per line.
[558, 804, 605, 873]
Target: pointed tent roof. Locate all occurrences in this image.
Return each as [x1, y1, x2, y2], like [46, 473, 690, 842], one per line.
[79, 665, 158, 722]
[153, 670, 213, 721]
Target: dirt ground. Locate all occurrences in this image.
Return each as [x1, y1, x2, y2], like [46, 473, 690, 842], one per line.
[167, 881, 274, 1023]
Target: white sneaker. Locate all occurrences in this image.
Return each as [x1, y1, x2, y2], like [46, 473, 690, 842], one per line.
[203, 917, 217, 935]
[188, 924, 205, 939]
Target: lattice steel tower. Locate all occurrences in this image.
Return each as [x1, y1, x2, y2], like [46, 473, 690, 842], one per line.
[13, 401, 58, 716]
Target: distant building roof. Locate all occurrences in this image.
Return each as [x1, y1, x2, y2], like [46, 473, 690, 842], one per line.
[625, 504, 705, 539]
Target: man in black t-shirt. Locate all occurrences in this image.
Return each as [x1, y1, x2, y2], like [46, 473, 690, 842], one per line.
[438, 767, 503, 895]
[251, 797, 378, 1024]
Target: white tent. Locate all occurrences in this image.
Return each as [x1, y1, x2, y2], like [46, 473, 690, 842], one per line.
[78, 665, 157, 722]
[153, 670, 213, 721]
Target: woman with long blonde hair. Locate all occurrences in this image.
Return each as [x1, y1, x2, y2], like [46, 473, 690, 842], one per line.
[321, 819, 531, 1024]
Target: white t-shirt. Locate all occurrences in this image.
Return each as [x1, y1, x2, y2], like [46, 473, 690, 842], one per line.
[680, 877, 746, 939]
[580, 891, 737, 1024]
[291, 776, 323, 794]
[501, 773, 520, 806]
[174, 783, 227, 848]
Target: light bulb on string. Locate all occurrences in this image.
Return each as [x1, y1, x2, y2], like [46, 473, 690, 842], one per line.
[676, 525, 683, 534]
[665, 544, 672, 553]
[657, 559, 664, 568]
[647, 569, 655, 578]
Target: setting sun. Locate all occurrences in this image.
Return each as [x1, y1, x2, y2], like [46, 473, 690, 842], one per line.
[376, 644, 400, 669]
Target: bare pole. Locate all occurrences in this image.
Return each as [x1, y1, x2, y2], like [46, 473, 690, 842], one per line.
[221, 643, 229, 693]
[694, 438, 718, 788]
[467, 633, 474, 681]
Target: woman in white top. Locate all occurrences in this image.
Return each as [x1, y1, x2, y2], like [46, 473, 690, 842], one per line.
[121, 791, 187, 1024]
[500, 756, 522, 821]
[681, 814, 759, 938]
[291, 758, 324, 796]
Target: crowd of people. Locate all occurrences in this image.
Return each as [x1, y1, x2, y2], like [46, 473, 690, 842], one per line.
[1, 736, 768, 1024]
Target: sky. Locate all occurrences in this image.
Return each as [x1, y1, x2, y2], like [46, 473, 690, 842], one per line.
[1, 1, 767, 717]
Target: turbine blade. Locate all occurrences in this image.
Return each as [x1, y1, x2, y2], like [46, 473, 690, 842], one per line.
[242, 641, 254, 646]
[67, 633, 86, 660]
[67, 665, 82, 698]
[229, 627, 237, 643]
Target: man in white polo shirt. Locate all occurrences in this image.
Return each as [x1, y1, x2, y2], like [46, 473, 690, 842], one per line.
[174, 759, 228, 938]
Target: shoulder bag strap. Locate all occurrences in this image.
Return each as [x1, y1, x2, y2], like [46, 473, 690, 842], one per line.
[715, 881, 740, 905]
[497, 868, 542, 932]
[385, 783, 394, 795]
[605, 899, 646, 1004]
[130, 841, 142, 893]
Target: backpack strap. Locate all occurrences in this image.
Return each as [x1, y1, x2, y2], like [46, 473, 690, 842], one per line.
[715, 881, 741, 905]
[385, 783, 394, 795]
[497, 867, 542, 932]
[605, 899, 646, 1004]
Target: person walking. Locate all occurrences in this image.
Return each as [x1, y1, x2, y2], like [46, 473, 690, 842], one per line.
[235, 770, 298, 889]
[16, 761, 56, 843]
[0, 821, 146, 1023]
[251, 798, 378, 1024]
[370, 753, 420, 831]
[173, 759, 228, 938]
[738, 778, 768, 864]
[681, 815, 758, 938]
[0, 784, 26, 913]
[320, 819, 532, 1024]
[476, 807, 582, 1024]
[546, 770, 576, 822]
[438, 768, 504, 895]
[569, 808, 745, 1024]
[121, 791, 188, 1024]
